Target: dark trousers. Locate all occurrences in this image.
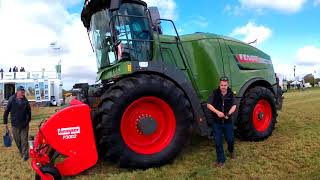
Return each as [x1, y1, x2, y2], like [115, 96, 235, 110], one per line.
[212, 121, 234, 163]
[12, 125, 29, 158]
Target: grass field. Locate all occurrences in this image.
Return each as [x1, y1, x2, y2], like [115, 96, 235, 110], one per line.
[1, 89, 320, 179]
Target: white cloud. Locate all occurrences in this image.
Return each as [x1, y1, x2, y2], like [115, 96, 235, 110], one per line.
[296, 46, 320, 66]
[239, 0, 307, 13]
[225, 0, 307, 15]
[273, 45, 320, 80]
[293, 65, 320, 79]
[272, 58, 295, 80]
[0, 0, 178, 89]
[230, 22, 272, 45]
[273, 58, 320, 80]
[13, 0, 82, 7]
[144, 0, 177, 20]
[0, 0, 96, 89]
[224, 4, 247, 16]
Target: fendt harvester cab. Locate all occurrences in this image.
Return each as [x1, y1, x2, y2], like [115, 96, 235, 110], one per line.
[30, 0, 283, 179]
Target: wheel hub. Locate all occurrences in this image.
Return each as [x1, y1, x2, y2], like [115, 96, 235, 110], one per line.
[136, 115, 158, 135]
[258, 112, 264, 120]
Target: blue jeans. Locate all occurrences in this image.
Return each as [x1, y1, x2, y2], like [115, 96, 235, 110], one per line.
[212, 121, 234, 163]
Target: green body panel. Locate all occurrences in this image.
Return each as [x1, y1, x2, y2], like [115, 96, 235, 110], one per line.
[99, 32, 276, 102]
[98, 61, 132, 81]
[179, 36, 224, 100]
[219, 39, 276, 96]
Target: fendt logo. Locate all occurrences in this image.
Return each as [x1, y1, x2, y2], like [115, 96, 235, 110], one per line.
[57, 126, 80, 140]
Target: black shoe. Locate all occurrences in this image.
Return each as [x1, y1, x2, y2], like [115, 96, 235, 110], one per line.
[214, 162, 224, 168]
[229, 152, 236, 160]
[23, 155, 29, 161]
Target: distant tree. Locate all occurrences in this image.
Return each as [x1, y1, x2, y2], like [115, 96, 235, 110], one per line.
[303, 74, 315, 86]
[316, 78, 320, 85]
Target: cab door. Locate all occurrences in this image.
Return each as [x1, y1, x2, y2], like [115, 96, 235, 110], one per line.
[218, 39, 233, 89]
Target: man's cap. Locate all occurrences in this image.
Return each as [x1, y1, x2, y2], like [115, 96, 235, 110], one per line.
[220, 76, 229, 81]
[17, 86, 25, 91]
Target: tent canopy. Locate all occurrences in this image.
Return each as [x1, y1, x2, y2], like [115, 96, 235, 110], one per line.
[290, 80, 301, 85]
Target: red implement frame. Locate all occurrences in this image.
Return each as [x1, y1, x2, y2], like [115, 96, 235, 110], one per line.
[30, 99, 98, 179]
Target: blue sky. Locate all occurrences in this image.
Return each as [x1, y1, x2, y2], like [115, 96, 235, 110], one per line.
[66, 0, 320, 80]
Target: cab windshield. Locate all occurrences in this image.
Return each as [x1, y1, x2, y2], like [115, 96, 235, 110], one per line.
[90, 9, 115, 69]
[90, 3, 152, 69]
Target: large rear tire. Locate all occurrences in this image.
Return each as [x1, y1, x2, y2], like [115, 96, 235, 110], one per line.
[236, 86, 277, 141]
[96, 74, 193, 168]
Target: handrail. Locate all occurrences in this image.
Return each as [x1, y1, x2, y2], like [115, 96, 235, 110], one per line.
[0, 71, 58, 80]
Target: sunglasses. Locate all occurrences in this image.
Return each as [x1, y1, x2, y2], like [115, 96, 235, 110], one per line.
[220, 77, 229, 81]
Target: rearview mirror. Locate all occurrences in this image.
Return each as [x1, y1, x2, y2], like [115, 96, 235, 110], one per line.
[149, 7, 161, 26]
[149, 7, 162, 33]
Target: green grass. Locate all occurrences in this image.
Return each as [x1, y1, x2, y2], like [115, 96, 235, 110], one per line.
[1, 89, 320, 179]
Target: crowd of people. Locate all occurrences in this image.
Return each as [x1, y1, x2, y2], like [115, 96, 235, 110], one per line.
[0, 67, 26, 79]
[0, 66, 26, 73]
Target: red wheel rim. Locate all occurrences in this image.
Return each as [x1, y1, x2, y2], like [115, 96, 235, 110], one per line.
[120, 96, 176, 154]
[253, 99, 272, 132]
[43, 174, 54, 180]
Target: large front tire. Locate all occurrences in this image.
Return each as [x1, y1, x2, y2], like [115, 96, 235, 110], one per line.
[96, 74, 193, 168]
[236, 86, 277, 141]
